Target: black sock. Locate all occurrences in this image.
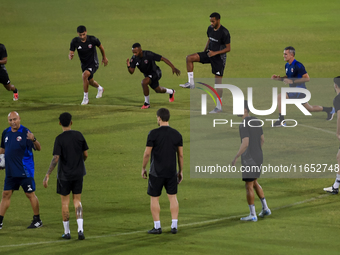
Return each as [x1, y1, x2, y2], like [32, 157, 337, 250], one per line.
[279, 113, 285, 121]
[33, 214, 40, 221]
[13, 89, 18, 93]
[322, 107, 332, 112]
[0, 215, 3, 224]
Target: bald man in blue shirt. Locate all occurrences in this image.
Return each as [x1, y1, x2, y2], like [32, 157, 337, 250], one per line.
[0, 111, 42, 229]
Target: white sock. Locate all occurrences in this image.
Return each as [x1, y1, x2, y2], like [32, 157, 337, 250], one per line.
[260, 197, 269, 210]
[84, 92, 88, 99]
[63, 221, 70, 234]
[98, 85, 103, 90]
[188, 72, 194, 84]
[249, 204, 256, 216]
[144, 96, 150, 104]
[165, 89, 173, 94]
[171, 219, 178, 229]
[216, 97, 222, 109]
[154, 221, 161, 229]
[333, 174, 340, 189]
[77, 219, 83, 232]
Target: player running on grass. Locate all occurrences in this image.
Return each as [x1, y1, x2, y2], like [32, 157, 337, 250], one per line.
[69, 25, 108, 105]
[271, 46, 334, 127]
[127, 43, 180, 109]
[0, 44, 19, 101]
[324, 77, 340, 194]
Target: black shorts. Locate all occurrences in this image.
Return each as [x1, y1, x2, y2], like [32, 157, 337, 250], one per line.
[145, 69, 162, 89]
[198, 51, 226, 76]
[57, 178, 83, 196]
[242, 165, 261, 182]
[0, 69, 10, 86]
[81, 65, 98, 80]
[4, 177, 36, 193]
[147, 174, 177, 197]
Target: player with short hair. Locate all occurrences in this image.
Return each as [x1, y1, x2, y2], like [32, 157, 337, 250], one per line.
[324, 77, 340, 194]
[142, 108, 183, 234]
[0, 44, 19, 101]
[43, 112, 88, 240]
[127, 43, 180, 109]
[69, 25, 108, 105]
[180, 12, 231, 113]
[271, 46, 334, 126]
[0, 111, 42, 229]
[232, 101, 271, 222]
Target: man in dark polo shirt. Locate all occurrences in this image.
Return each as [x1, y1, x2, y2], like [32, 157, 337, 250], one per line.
[324, 77, 340, 194]
[232, 101, 271, 222]
[43, 112, 88, 240]
[142, 108, 183, 234]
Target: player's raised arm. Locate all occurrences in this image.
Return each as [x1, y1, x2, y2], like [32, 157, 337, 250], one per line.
[271, 74, 287, 81]
[126, 58, 135, 74]
[98, 45, 108, 66]
[290, 73, 310, 85]
[69, 51, 74, 60]
[160, 57, 180, 76]
[27, 131, 41, 151]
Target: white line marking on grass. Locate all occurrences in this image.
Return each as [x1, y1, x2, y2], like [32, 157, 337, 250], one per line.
[0, 193, 330, 249]
[299, 124, 336, 136]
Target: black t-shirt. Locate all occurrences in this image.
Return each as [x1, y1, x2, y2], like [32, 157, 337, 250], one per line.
[53, 130, 89, 181]
[239, 116, 263, 166]
[130, 50, 162, 76]
[0, 44, 8, 71]
[333, 93, 340, 113]
[207, 25, 230, 58]
[146, 126, 183, 178]
[70, 35, 101, 69]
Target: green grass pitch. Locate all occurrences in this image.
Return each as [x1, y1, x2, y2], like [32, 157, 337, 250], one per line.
[0, 0, 340, 254]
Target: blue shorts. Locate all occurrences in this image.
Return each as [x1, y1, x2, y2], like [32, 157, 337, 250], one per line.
[4, 177, 36, 193]
[287, 92, 306, 99]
